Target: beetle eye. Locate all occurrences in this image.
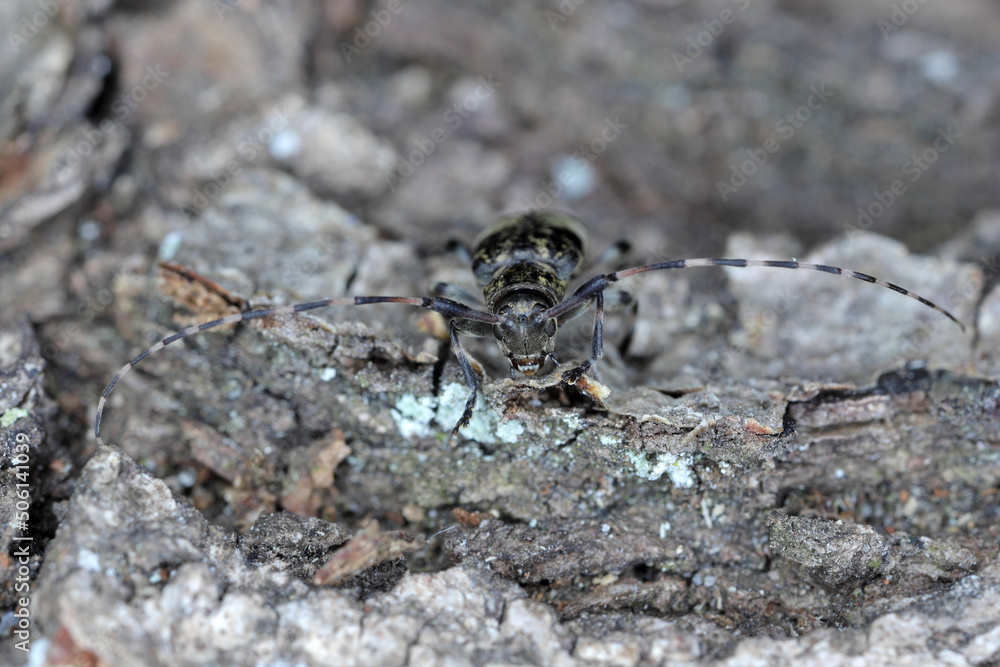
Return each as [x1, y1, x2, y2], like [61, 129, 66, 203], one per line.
[544, 318, 556, 337]
[493, 323, 503, 339]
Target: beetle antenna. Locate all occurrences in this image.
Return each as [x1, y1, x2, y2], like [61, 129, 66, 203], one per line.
[546, 258, 965, 332]
[95, 295, 497, 445]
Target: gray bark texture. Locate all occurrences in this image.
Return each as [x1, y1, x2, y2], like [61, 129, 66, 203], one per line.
[1, 1, 999, 665]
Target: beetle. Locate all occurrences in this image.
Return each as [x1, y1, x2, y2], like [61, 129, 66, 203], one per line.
[95, 210, 964, 444]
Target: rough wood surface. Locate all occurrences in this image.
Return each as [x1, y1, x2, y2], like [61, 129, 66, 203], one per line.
[1, 0, 999, 665]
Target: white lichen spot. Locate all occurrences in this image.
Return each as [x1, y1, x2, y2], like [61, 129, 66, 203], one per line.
[659, 521, 671, 538]
[666, 454, 695, 488]
[436, 383, 524, 445]
[626, 451, 695, 488]
[495, 418, 525, 444]
[319, 367, 337, 381]
[391, 394, 437, 438]
[562, 413, 582, 430]
[157, 230, 184, 261]
[269, 129, 303, 159]
[550, 154, 596, 201]
[177, 469, 197, 488]
[600, 433, 621, 446]
[78, 548, 102, 573]
[626, 451, 654, 479]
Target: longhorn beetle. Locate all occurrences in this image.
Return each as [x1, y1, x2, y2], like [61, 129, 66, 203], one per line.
[95, 211, 964, 444]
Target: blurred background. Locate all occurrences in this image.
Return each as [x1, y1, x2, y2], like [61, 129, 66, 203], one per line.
[1, 0, 999, 477]
[5, 0, 1000, 254]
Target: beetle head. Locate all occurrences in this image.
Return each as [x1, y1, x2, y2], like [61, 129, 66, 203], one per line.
[492, 293, 557, 375]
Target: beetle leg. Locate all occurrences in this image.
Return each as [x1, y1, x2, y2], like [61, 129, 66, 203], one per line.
[562, 290, 605, 385]
[448, 318, 482, 437]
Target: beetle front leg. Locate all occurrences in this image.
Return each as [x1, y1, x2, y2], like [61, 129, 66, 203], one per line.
[448, 319, 483, 437]
[562, 290, 605, 385]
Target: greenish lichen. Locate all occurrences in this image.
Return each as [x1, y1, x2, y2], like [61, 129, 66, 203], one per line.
[391, 394, 437, 438]
[626, 451, 695, 487]
[562, 413, 582, 430]
[392, 384, 526, 444]
[436, 383, 524, 445]
[599, 432, 621, 446]
[1, 407, 28, 428]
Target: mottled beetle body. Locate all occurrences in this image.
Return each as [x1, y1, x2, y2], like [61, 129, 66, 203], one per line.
[472, 212, 588, 305]
[470, 213, 588, 375]
[96, 211, 964, 443]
